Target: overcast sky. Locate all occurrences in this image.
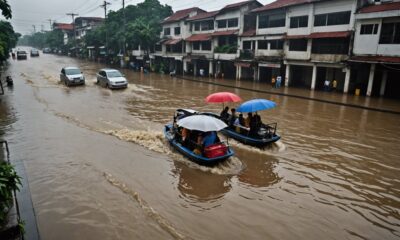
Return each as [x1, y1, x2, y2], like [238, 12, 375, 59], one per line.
[4, 0, 273, 35]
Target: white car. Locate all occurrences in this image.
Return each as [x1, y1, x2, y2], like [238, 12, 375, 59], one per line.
[60, 67, 85, 86]
[96, 68, 128, 89]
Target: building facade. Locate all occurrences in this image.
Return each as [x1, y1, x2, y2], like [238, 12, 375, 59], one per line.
[150, 0, 399, 98]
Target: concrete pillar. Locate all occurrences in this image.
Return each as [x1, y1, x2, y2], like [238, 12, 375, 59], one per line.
[236, 65, 240, 79]
[209, 60, 214, 75]
[380, 70, 387, 96]
[311, 64, 317, 90]
[257, 66, 260, 82]
[344, 67, 350, 93]
[253, 66, 258, 81]
[366, 63, 375, 97]
[285, 64, 290, 87]
[183, 59, 188, 74]
[238, 66, 242, 80]
[194, 61, 198, 76]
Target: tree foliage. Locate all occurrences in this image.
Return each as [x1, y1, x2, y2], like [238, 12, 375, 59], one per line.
[16, 0, 172, 58]
[0, 0, 12, 19]
[0, 21, 19, 62]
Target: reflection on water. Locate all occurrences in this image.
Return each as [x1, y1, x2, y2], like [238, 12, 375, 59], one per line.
[173, 161, 232, 203]
[236, 149, 280, 188]
[3, 51, 400, 239]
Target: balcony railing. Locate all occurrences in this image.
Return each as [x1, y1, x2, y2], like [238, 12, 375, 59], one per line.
[239, 49, 254, 59]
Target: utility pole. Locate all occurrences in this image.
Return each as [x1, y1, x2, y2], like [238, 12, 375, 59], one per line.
[41, 25, 44, 32]
[47, 19, 52, 30]
[66, 13, 79, 50]
[122, 0, 126, 65]
[100, 1, 111, 54]
[32, 25, 36, 33]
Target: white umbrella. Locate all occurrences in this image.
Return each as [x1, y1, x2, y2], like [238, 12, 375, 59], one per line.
[177, 115, 227, 132]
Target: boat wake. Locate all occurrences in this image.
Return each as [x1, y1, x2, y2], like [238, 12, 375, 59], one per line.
[105, 128, 244, 175]
[228, 138, 286, 154]
[103, 172, 187, 240]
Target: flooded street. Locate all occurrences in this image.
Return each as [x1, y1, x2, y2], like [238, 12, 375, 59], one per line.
[1, 51, 400, 240]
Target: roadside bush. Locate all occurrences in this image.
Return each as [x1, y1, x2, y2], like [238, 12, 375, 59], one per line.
[0, 162, 21, 226]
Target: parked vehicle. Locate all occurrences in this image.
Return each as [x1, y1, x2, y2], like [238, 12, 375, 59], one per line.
[96, 69, 128, 89]
[30, 49, 39, 57]
[16, 51, 27, 60]
[60, 67, 85, 86]
[43, 48, 51, 53]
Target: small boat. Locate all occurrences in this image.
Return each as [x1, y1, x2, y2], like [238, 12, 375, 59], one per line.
[164, 109, 234, 165]
[202, 112, 280, 148]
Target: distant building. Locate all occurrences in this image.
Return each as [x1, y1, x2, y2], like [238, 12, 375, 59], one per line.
[53, 23, 73, 45]
[350, 0, 400, 97]
[74, 17, 104, 40]
[149, 0, 400, 98]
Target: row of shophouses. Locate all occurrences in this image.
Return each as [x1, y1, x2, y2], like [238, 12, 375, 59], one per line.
[136, 0, 400, 98]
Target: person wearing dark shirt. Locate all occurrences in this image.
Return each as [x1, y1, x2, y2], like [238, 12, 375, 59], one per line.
[220, 106, 230, 122]
[228, 108, 237, 126]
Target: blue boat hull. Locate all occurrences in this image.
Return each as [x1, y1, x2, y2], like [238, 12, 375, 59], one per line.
[164, 124, 234, 165]
[221, 128, 280, 147]
[202, 112, 280, 148]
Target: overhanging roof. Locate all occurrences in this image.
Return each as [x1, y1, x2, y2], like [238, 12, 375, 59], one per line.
[349, 56, 400, 64]
[164, 39, 182, 45]
[358, 2, 400, 14]
[186, 33, 212, 42]
[309, 31, 351, 39]
[212, 30, 238, 36]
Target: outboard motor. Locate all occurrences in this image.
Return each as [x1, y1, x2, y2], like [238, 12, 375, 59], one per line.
[6, 76, 13, 87]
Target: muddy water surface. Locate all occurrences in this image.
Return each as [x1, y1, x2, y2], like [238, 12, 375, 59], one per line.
[0, 50, 399, 239]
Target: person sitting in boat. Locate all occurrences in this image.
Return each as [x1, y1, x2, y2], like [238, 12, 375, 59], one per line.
[228, 108, 237, 127]
[220, 107, 230, 122]
[202, 131, 217, 148]
[234, 114, 246, 133]
[245, 113, 253, 128]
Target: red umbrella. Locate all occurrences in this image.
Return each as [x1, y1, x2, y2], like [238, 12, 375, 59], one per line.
[205, 92, 242, 103]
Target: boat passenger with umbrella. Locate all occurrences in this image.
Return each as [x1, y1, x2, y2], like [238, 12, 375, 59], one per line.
[203, 93, 281, 148]
[164, 109, 234, 165]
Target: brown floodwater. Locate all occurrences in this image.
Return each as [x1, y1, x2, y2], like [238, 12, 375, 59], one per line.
[0, 49, 399, 239]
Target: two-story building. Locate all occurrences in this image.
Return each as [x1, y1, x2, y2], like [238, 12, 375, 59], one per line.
[349, 0, 400, 97]
[249, 0, 358, 92]
[185, 0, 262, 78]
[152, 7, 205, 74]
[53, 23, 74, 45]
[74, 17, 104, 40]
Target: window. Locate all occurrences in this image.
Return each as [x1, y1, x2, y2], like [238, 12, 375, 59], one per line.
[289, 39, 308, 51]
[258, 40, 268, 49]
[379, 22, 400, 44]
[269, 39, 283, 50]
[360, 24, 379, 35]
[311, 38, 349, 54]
[193, 42, 200, 50]
[174, 27, 180, 35]
[201, 20, 214, 31]
[194, 22, 200, 31]
[217, 20, 227, 28]
[228, 18, 238, 28]
[155, 44, 162, 52]
[314, 11, 351, 27]
[164, 28, 170, 36]
[202, 41, 211, 50]
[258, 13, 286, 29]
[243, 41, 252, 50]
[290, 16, 308, 28]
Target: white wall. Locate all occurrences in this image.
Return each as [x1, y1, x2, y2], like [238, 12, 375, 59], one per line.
[313, 0, 357, 32]
[353, 19, 380, 55]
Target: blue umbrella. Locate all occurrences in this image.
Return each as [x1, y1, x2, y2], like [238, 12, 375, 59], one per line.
[236, 99, 277, 113]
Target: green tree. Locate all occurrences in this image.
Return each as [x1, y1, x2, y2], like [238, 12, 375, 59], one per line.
[0, 21, 18, 62]
[0, 0, 12, 19]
